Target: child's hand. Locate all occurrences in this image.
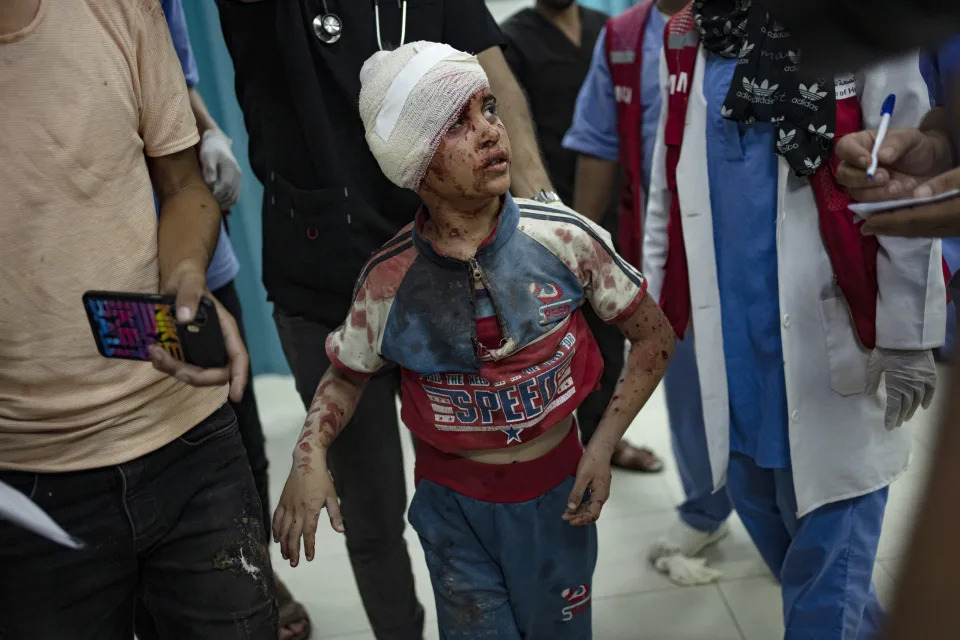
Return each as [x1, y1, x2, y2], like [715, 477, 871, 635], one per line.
[563, 441, 614, 526]
[273, 457, 344, 567]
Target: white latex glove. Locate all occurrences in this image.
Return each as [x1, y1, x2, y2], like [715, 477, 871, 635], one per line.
[866, 348, 937, 429]
[199, 129, 242, 210]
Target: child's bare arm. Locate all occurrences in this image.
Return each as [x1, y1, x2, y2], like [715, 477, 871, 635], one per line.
[299, 366, 368, 453]
[595, 295, 675, 451]
[563, 295, 676, 525]
[273, 366, 368, 566]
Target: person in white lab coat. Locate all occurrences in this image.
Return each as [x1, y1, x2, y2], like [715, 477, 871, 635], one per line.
[642, 1, 946, 637]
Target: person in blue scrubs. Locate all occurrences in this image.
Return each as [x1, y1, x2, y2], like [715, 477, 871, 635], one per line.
[157, 3, 310, 639]
[563, 0, 734, 579]
[502, 0, 668, 473]
[703, 52, 887, 638]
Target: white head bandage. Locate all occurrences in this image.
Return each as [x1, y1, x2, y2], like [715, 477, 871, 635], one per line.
[359, 41, 490, 190]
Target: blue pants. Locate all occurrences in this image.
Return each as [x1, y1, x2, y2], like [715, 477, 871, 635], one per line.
[726, 453, 888, 639]
[665, 335, 734, 532]
[408, 477, 597, 640]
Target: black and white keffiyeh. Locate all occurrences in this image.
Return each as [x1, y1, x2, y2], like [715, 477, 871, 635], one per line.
[694, 0, 838, 176]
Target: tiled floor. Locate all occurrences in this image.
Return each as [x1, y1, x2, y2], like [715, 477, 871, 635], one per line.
[253, 369, 944, 640]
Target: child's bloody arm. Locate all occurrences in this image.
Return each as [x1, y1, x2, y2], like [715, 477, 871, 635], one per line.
[273, 365, 368, 567]
[596, 294, 676, 453]
[563, 295, 676, 526]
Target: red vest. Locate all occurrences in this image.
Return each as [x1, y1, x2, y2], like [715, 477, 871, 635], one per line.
[658, 4, 949, 348]
[605, 0, 656, 270]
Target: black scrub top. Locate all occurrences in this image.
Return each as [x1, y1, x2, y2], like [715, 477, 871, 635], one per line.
[501, 6, 609, 209]
[216, 0, 504, 325]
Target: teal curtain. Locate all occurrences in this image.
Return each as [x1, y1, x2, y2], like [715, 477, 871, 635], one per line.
[182, 3, 289, 375]
[579, 0, 639, 16]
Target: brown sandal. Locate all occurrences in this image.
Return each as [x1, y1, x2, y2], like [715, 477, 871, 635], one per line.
[611, 440, 664, 473]
[277, 579, 311, 640]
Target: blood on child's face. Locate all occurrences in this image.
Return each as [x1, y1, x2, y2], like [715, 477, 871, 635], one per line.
[420, 89, 512, 203]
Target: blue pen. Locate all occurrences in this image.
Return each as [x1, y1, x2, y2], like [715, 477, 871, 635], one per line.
[867, 94, 896, 179]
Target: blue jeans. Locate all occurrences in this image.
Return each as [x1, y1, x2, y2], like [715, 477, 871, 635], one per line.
[726, 452, 887, 639]
[665, 335, 733, 532]
[0, 405, 277, 640]
[409, 477, 597, 639]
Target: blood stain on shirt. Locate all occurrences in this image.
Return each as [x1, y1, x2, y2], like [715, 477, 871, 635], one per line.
[351, 308, 367, 329]
[554, 227, 574, 244]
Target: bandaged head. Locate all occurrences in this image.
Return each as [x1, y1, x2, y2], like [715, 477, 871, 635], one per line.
[359, 41, 490, 190]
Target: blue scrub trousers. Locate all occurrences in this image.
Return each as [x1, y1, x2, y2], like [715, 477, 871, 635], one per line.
[408, 477, 597, 640]
[665, 336, 733, 533]
[726, 453, 888, 639]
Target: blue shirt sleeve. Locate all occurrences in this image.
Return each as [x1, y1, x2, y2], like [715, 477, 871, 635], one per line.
[919, 49, 942, 107]
[160, 0, 199, 89]
[562, 26, 621, 162]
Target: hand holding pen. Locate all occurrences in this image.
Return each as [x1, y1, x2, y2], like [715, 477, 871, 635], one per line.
[835, 100, 955, 204]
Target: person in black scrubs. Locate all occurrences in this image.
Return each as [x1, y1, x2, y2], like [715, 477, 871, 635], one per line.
[502, 0, 665, 473]
[214, 2, 558, 639]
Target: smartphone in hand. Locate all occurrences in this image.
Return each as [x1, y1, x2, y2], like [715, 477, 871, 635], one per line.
[83, 291, 228, 369]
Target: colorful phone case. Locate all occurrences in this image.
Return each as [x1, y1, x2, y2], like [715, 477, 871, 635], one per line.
[83, 291, 227, 368]
[84, 292, 185, 362]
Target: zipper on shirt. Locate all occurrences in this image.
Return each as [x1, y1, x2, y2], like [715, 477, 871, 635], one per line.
[468, 258, 509, 352]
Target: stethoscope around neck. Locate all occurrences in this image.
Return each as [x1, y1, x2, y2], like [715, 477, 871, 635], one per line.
[312, 0, 407, 49]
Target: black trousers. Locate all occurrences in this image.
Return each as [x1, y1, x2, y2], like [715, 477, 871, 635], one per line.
[214, 281, 271, 540]
[0, 406, 278, 640]
[274, 309, 425, 640]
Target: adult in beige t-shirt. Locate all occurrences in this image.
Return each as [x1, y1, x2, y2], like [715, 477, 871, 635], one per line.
[0, 1, 276, 637]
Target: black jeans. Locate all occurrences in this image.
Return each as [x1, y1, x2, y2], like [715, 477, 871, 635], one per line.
[274, 308, 424, 640]
[578, 304, 626, 445]
[214, 280, 271, 539]
[0, 405, 278, 640]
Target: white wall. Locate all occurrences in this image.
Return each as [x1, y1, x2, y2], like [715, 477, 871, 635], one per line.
[486, 0, 533, 22]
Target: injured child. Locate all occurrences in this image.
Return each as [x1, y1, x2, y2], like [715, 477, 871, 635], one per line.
[272, 41, 675, 639]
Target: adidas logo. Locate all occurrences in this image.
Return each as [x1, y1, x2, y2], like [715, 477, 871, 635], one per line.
[720, 105, 734, 118]
[771, 20, 786, 32]
[736, 18, 748, 33]
[804, 157, 823, 171]
[771, 115, 786, 123]
[777, 129, 798, 153]
[807, 124, 835, 139]
[743, 78, 779, 97]
[739, 41, 755, 58]
[798, 83, 828, 101]
[787, 50, 802, 65]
